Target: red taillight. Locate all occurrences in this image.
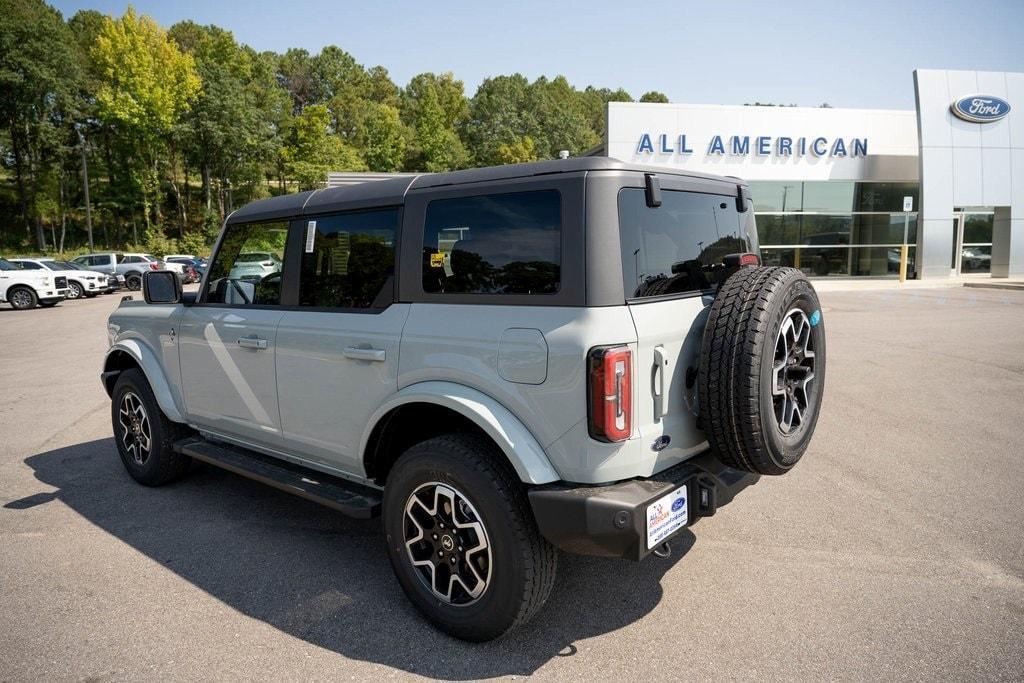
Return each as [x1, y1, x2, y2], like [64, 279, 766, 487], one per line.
[587, 345, 632, 442]
[739, 253, 760, 266]
[150, 262, 159, 270]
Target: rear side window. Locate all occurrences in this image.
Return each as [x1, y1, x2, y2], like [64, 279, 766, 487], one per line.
[618, 188, 748, 299]
[422, 190, 561, 295]
[299, 208, 398, 309]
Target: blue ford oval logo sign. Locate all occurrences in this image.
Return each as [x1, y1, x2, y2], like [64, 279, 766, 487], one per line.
[951, 95, 1011, 123]
[671, 497, 686, 512]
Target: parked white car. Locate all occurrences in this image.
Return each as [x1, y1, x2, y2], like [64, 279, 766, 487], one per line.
[10, 258, 105, 299]
[0, 257, 68, 309]
[227, 251, 281, 281]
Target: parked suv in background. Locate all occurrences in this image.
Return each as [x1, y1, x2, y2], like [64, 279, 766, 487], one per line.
[0, 257, 68, 309]
[101, 158, 826, 641]
[10, 258, 105, 299]
[73, 253, 163, 290]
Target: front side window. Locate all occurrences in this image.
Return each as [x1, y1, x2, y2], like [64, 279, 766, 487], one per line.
[422, 190, 561, 295]
[618, 188, 748, 299]
[299, 208, 398, 309]
[203, 221, 289, 306]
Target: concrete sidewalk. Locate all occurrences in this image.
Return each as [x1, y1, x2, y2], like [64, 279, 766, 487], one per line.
[809, 274, 1024, 292]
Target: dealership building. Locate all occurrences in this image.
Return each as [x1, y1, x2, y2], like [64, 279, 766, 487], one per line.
[594, 69, 1023, 279]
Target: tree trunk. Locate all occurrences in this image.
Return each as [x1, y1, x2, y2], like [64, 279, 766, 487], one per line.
[36, 215, 47, 251]
[131, 213, 138, 246]
[202, 162, 212, 214]
[58, 174, 67, 253]
[8, 123, 31, 237]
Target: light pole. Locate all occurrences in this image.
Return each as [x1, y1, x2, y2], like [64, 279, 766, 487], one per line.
[77, 127, 94, 252]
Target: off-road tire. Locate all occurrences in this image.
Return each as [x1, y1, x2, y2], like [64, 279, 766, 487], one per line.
[111, 368, 192, 486]
[7, 286, 38, 310]
[383, 433, 557, 641]
[698, 266, 826, 475]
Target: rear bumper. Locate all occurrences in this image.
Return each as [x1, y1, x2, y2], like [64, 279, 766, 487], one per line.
[528, 451, 758, 561]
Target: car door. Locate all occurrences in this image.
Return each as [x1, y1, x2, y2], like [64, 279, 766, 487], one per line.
[178, 219, 291, 449]
[275, 208, 408, 475]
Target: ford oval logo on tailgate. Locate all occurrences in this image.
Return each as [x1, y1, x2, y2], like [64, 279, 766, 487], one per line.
[951, 95, 1011, 123]
[671, 497, 686, 512]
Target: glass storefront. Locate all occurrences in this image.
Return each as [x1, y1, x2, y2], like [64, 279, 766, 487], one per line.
[750, 181, 920, 278]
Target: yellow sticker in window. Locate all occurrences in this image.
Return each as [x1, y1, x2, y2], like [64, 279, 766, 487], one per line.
[430, 252, 445, 268]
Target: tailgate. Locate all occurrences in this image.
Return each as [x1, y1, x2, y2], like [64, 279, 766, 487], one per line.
[627, 296, 713, 470]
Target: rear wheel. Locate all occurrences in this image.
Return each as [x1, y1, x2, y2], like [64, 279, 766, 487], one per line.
[111, 368, 192, 486]
[383, 434, 557, 641]
[125, 273, 142, 290]
[698, 266, 826, 475]
[8, 286, 37, 310]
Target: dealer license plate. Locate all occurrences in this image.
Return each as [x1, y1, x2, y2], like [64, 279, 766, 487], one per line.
[646, 485, 688, 550]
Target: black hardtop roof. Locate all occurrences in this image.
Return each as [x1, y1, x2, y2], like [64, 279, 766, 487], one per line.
[226, 157, 743, 224]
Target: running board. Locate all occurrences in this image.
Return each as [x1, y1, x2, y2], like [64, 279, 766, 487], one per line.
[173, 437, 381, 518]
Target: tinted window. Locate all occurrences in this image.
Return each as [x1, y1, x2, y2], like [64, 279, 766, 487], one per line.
[299, 209, 398, 309]
[18, 261, 44, 269]
[203, 221, 289, 306]
[422, 190, 561, 295]
[618, 188, 748, 299]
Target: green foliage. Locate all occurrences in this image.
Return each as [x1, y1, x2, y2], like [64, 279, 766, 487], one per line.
[639, 91, 669, 103]
[179, 229, 209, 257]
[92, 9, 200, 134]
[363, 103, 406, 172]
[405, 73, 469, 172]
[496, 136, 537, 165]
[284, 104, 366, 190]
[1, 2, 657, 250]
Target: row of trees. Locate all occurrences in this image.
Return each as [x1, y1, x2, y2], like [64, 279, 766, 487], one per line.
[0, 0, 670, 255]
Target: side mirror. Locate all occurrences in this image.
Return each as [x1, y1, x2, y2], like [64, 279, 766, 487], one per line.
[143, 270, 182, 304]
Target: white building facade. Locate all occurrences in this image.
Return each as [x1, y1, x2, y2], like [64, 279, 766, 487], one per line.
[603, 69, 1023, 279]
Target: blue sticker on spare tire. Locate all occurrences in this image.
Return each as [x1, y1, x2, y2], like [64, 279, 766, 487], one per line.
[810, 309, 821, 326]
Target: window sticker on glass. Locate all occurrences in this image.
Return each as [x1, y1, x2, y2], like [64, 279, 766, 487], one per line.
[430, 252, 445, 268]
[305, 220, 317, 253]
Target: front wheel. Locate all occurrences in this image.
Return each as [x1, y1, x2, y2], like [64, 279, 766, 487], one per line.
[111, 368, 192, 486]
[7, 286, 37, 310]
[383, 434, 557, 641]
[67, 281, 84, 299]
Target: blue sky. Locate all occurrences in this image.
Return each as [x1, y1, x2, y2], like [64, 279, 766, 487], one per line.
[51, 0, 1024, 109]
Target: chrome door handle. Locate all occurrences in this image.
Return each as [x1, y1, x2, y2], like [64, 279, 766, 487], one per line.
[653, 345, 669, 419]
[343, 346, 386, 362]
[238, 336, 269, 350]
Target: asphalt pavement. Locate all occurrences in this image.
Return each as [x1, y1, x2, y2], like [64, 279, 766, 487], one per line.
[1, 286, 1022, 680]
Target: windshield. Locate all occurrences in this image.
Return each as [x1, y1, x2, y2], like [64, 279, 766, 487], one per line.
[58, 261, 82, 270]
[42, 261, 63, 271]
[0, 258, 16, 271]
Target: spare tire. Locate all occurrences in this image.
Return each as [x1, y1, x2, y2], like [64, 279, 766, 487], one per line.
[698, 266, 826, 475]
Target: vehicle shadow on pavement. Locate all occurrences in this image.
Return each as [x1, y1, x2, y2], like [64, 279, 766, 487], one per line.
[14, 438, 693, 679]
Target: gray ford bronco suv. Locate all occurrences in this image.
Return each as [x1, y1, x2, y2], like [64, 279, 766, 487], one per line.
[102, 158, 825, 641]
